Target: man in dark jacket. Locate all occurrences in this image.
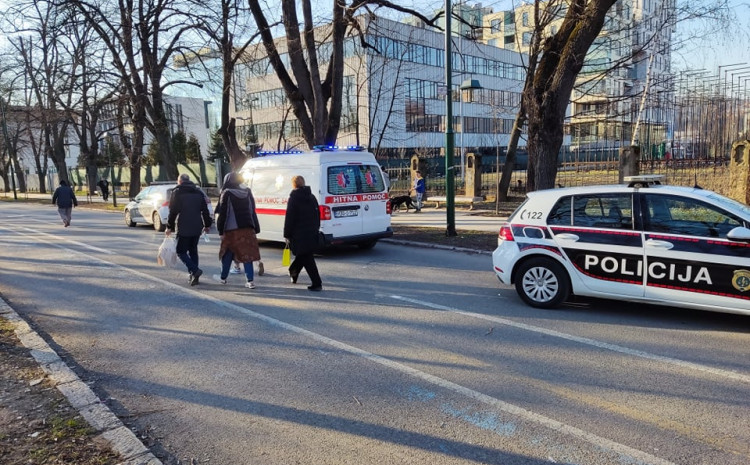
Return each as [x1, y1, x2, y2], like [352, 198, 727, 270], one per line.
[165, 174, 213, 286]
[283, 175, 323, 291]
[97, 178, 110, 201]
[52, 180, 78, 227]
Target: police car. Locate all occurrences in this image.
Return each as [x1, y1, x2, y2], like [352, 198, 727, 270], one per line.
[492, 175, 750, 315]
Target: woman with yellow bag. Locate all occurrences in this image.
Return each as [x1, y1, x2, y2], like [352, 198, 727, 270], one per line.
[283, 175, 323, 291]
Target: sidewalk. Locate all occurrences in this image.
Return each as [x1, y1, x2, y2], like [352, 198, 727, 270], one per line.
[389, 207, 504, 232]
[2, 190, 113, 203]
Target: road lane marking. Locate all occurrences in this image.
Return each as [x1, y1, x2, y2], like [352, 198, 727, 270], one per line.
[389, 294, 750, 384]
[6, 225, 114, 255]
[0, 226, 678, 465]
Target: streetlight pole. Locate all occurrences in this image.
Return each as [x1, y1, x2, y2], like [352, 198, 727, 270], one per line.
[444, 0, 457, 237]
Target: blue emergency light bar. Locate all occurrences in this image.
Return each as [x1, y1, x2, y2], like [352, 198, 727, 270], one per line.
[256, 150, 305, 156]
[312, 145, 365, 152]
[256, 145, 366, 156]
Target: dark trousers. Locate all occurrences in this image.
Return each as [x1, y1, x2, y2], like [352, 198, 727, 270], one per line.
[289, 253, 322, 287]
[176, 235, 201, 274]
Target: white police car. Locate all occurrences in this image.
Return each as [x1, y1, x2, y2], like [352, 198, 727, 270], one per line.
[492, 175, 750, 315]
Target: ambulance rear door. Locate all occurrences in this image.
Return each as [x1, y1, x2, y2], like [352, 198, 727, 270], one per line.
[323, 162, 389, 241]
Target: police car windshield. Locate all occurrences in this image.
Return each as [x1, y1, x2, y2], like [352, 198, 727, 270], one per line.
[706, 192, 750, 219]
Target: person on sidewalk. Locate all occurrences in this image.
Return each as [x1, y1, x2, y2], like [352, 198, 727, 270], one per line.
[213, 172, 262, 289]
[97, 178, 110, 201]
[283, 175, 323, 291]
[52, 180, 78, 227]
[413, 170, 426, 212]
[165, 174, 212, 286]
[380, 166, 391, 193]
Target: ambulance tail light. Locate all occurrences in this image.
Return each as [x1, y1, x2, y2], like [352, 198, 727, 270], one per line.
[386, 199, 392, 215]
[498, 223, 515, 242]
[320, 205, 332, 221]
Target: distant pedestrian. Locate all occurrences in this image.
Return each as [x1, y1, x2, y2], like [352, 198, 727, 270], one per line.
[97, 179, 110, 201]
[52, 180, 78, 227]
[413, 170, 425, 212]
[165, 174, 213, 286]
[380, 166, 391, 192]
[214, 172, 262, 289]
[283, 175, 323, 291]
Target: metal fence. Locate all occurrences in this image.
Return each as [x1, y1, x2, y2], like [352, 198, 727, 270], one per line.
[385, 157, 732, 200]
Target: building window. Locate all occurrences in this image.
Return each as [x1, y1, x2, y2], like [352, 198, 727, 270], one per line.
[491, 19, 501, 33]
[522, 12, 529, 26]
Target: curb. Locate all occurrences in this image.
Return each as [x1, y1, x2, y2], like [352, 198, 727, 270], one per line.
[381, 238, 492, 255]
[0, 297, 162, 465]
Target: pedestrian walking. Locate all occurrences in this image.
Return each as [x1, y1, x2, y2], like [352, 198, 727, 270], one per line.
[165, 174, 212, 286]
[413, 170, 426, 212]
[380, 166, 391, 192]
[52, 180, 78, 227]
[97, 179, 109, 201]
[283, 175, 323, 291]
[213, 172, 262, 289]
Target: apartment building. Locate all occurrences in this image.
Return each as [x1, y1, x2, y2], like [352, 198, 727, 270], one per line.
[231, 15, 525, 168]
[483, 0, 674, 158]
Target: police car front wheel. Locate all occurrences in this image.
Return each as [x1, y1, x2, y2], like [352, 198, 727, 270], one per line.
[515, 257, 570, 309]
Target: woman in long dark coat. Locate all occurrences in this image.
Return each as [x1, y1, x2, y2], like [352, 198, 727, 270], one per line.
[283, 175, 323, 291]
[215, 172, 261, 288]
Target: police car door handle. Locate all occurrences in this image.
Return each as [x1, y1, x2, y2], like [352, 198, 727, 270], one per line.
[555, 233, 579, 241]
[646, 239, 674, 250]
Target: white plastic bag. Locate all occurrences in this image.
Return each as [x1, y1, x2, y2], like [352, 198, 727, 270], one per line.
[157, 236, 178, 267]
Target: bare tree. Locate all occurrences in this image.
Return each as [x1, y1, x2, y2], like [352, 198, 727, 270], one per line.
[247, 0, 438, 149]
[67, 0, 206, 192]
[510, 0, 731, 191]
[191, 0, 265, 171]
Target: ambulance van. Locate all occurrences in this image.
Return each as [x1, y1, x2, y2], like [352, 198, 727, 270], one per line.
[238, 146, 393, 249]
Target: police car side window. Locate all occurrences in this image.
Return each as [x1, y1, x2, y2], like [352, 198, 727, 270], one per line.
[547, 196, 572, 225]
[644, 194, 742, 238]
[572, 194, 632, 229]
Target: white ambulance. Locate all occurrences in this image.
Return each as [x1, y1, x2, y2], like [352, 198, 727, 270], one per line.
[238, 146, 393, 249]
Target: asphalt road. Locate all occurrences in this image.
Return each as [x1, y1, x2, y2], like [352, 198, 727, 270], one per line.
[1, 202, 749, 465]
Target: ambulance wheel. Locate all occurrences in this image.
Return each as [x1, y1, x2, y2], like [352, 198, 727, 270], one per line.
[153, 212, 166, 232]
[357, 240, 377, 250]
[515, 257, 570, 309]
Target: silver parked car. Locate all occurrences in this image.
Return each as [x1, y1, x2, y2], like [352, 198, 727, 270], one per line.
[124, 182, 213, 231]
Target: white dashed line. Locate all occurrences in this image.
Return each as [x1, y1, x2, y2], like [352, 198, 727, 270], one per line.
[389, 294, 750, 384]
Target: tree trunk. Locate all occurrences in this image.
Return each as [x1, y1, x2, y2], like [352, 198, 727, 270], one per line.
[223, 119, 246, 172]
[525, 0, 617, 191]
[498, 110, 526, 201]
[11, 157, 26, 193]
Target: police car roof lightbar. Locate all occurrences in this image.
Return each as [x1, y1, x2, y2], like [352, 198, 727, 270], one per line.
[624, 174, 665, 188]
[312, 145, 366, 152]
